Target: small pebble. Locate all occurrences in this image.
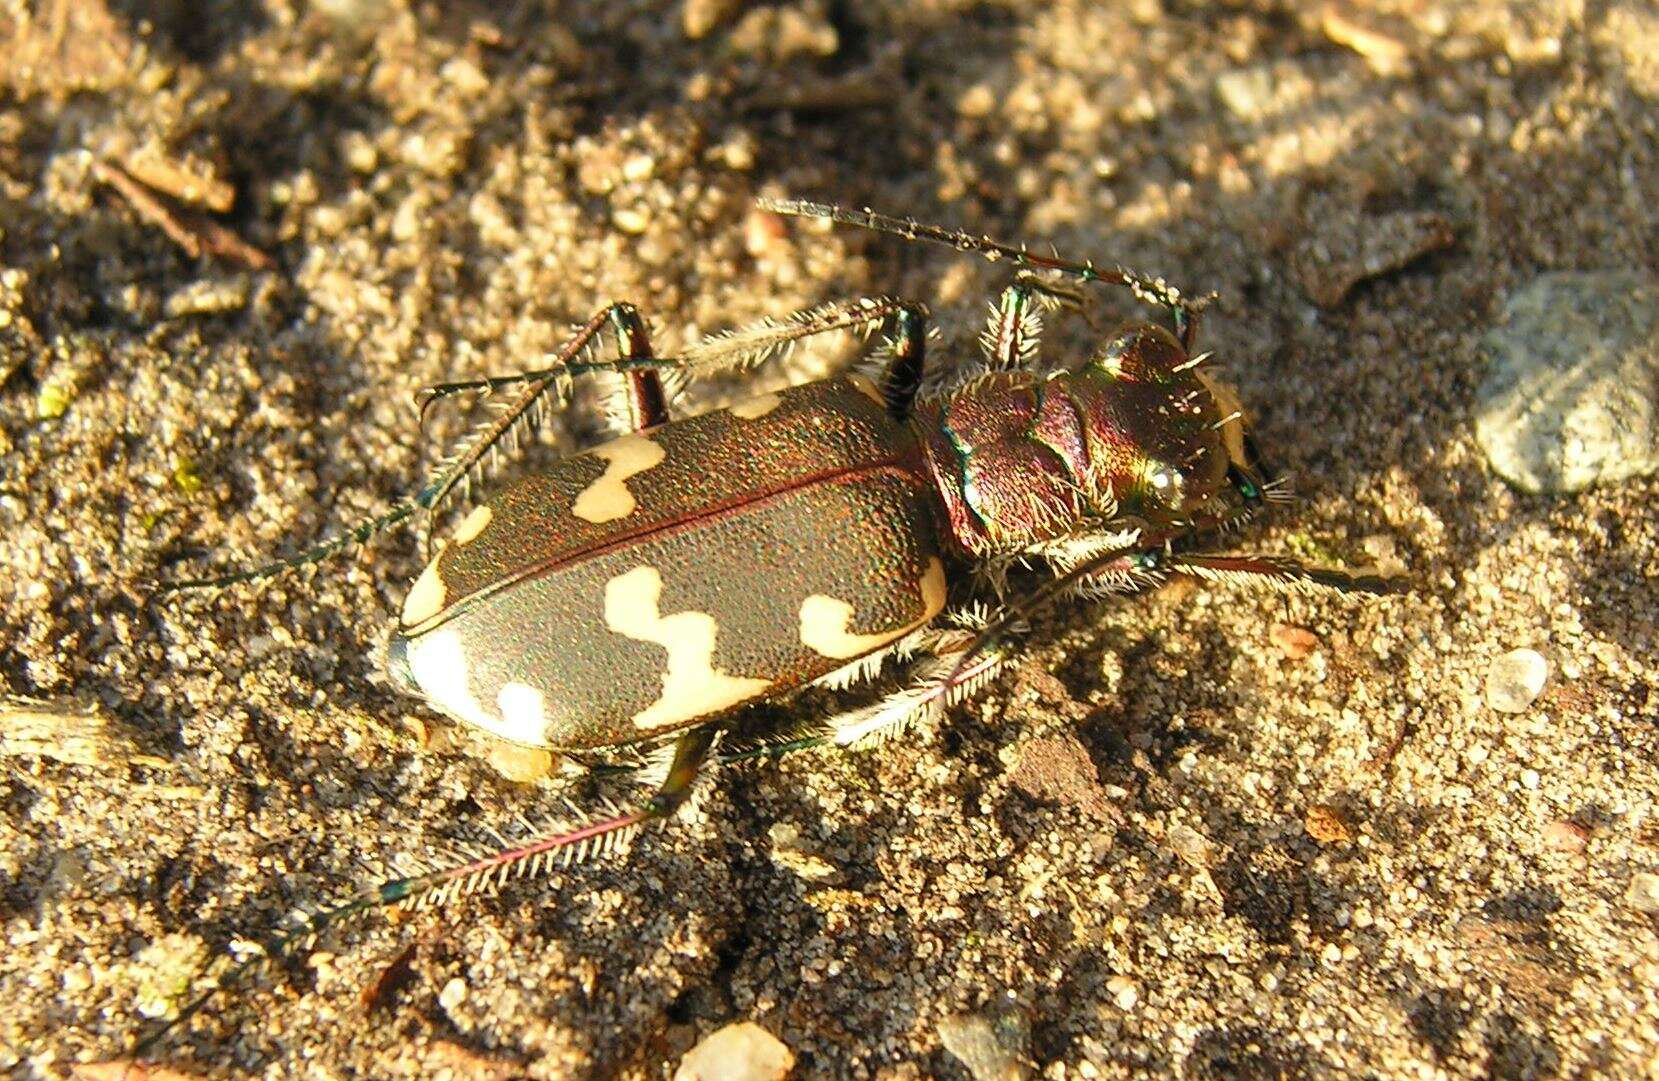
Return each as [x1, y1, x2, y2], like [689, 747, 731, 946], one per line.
[1106, 975, 1139, 1011]
[487, 742, 555, 783]
[1291, 201, 1455, 308]
[1270, 624, 1319, 660]
[1215, 66, 1275, 120]
[1485, 649, 1549, 713]
[767, 822, 843, 883]
[1166, 824, 1215, 869]
[682, 0, 741, 39]
[438, 977, 467, 1011]
[164, 277, 250, 317]
[745, 209, 789, 258]
[937, 1009, 1031, 1081]
[1304, 803, 1356, 845]
[612, 207, 651, 235]
[1542, 820, 1589, 853]
[1627, 873, 1659, 915]
[730, 5, 839, 62]
[957, 83, 998, 118]
[674, 1021, 795, 1081]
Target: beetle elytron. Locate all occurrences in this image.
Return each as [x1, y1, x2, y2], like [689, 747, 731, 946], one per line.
[149, 199, 1390, 1046]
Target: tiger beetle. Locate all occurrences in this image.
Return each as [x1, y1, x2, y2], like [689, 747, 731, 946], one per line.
[143, 198, 1393, 1054]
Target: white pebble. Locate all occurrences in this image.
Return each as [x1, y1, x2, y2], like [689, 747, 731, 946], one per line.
[1485, 648, 1548, 713]
[675, 1021, 795, 1081]
[1628, 873, 1659, 915]
[438, 977, 467, 1011]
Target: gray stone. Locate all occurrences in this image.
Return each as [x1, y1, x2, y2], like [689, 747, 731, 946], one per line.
[1476, 271, 1659, 494]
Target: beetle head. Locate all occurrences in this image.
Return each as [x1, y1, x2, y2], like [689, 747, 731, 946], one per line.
[1090, 324, 1267, 526]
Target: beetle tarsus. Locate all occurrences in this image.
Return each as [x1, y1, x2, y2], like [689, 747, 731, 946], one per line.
[152, 500, 419, 598]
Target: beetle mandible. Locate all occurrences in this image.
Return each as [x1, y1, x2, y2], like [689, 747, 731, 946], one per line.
[150, 198, 1391, 1045]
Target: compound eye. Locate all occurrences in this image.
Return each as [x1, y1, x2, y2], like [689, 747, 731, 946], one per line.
[1146, 462, 1186, 507]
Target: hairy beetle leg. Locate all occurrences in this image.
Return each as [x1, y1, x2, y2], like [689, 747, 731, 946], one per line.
[1161, 552, 1398, 595]
[825, 630, 1013, 748]
[415, 303, 669, 434]
[131, 727, 716, 1060]
[876, 302, 929, 420]
[417, 296, 930, 432]
[157, 305, 673, 596]
[675, 294, 927, 391]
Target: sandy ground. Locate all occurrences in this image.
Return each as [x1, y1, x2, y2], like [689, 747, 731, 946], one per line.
[2, 1, 1656, 1077]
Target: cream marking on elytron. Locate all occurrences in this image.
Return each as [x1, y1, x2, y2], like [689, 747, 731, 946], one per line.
[798, 557, 949, 658]
[727, 391, 783, 419]
[603, 565, 772, 730]
[452, 504, 493, 545]
[400, 542, 449, 627]
[571, 433, 666, 524]
[405, 627, 490, 730]
[495, 682, 551, 745]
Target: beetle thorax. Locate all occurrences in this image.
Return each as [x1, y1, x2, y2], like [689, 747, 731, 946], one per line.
[913, 370, 1119, 557]
[914, 326, 1245, 559]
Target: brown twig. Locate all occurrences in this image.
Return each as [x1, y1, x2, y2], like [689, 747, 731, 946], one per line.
[93, 161, 273, 271]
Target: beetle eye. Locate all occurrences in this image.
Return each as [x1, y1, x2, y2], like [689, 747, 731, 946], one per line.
[1147, 463, 1185, 505]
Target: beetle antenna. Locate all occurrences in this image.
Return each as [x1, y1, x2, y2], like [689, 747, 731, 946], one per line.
[758, 197, 1211, 345]
[942, 534, 1397, 691]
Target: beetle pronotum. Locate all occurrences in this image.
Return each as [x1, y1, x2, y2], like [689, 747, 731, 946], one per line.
[144, 199, 1392, 1053]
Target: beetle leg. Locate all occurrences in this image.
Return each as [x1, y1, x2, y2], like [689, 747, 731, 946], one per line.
[976, 277, 1087, 373]
[156, 305, 672, 594]
[803, 607, 1014, 749]
[416, 303, 671, 556]
[131, 726, 717, 1057]
[422, 295, 927, 413]
[610, 304, 671, 429]
[675, 295, 922, 382]
[410, 303, 669, 549]
[872, 302, 930, 420]
[1152, 551, 1398, 595]
[414, 304, 667, 424]
[1011, 526, 1397, 600]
